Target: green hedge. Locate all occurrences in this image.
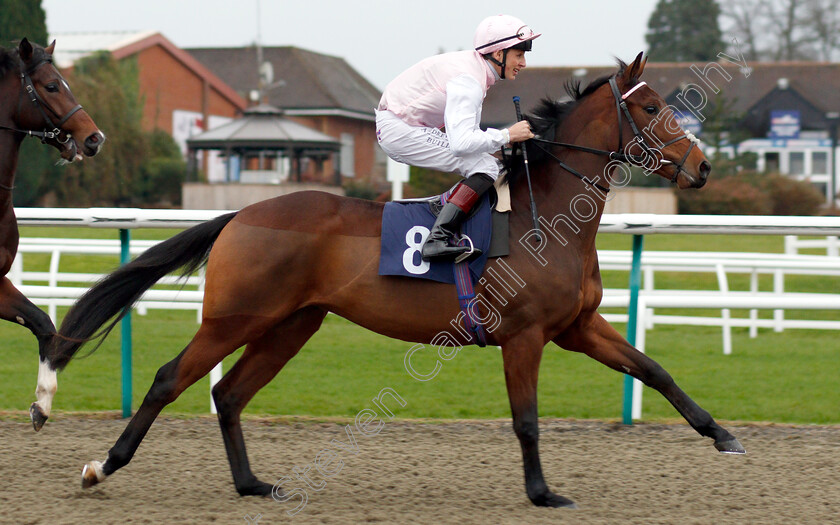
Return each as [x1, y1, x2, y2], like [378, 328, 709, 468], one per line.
[678, 172, 824, 215]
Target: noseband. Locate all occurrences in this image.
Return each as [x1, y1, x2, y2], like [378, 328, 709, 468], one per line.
[0, 56, 83, 144]
[529, 74, 698, 191]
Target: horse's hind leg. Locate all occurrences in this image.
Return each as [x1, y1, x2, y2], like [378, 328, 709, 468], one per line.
[0, 277, 57, 431]
[554, 312, 745, 454]
[81, 314, 277, 489]
[212, 306, 326, 497]
[502, 329, 577, 508]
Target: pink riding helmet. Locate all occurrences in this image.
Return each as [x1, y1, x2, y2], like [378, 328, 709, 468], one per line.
[474, 14, 541, 54]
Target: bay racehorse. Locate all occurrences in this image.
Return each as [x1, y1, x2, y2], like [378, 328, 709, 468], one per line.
[54, 53, 743, 508]
[0, 38, 105, 430]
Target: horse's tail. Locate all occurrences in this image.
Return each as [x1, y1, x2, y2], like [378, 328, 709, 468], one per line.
[51, 211, 238, 370]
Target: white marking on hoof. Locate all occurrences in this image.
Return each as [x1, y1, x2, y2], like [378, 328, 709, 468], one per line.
[15, 315, 25, 325]
[81, 460, 107, 488]
[34, 359, 58, 419]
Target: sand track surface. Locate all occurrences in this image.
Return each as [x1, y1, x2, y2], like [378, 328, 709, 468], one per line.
[0, 417, 837, 524]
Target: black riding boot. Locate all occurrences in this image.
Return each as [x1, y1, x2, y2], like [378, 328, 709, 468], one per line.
[421, 173, 494, 262]
[421, 202, 471, 261]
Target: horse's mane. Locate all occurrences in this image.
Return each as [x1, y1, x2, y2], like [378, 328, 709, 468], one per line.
[0, 46, 17, 81]
[500, 59, 636, 188]
[0, 41, 51, 81]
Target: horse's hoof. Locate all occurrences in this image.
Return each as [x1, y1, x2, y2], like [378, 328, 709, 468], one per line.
[237, 480, 274, 497]
[29, 403, 48, 432]
[81, 460, 106, 489]
[531, 491, 578, 508]
[715, 438, 746, 454]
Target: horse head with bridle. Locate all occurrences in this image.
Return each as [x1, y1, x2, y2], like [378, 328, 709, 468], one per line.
[0, 38, 105, 430]
[1, 38, 105, 163]
[53, 52, 741, 508]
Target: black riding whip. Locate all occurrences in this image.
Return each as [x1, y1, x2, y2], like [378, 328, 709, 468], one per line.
[513, 96, 542, 244]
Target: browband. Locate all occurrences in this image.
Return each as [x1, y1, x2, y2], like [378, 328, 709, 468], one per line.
[621, 81, 648, 101]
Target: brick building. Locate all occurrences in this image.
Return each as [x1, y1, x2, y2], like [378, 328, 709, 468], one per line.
[51, 31, 247, 145]
[186, 46, 385, 188]
[50, 34, 385, 198]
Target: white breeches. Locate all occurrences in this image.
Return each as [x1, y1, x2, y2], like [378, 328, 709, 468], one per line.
[375, 110, 500, 180]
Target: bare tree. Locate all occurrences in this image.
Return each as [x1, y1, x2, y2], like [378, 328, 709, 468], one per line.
[721, 0, 838, 61]
[804, 0, 840, 61]
[767, 0, 816, 60]
[720, 0, 765, 61]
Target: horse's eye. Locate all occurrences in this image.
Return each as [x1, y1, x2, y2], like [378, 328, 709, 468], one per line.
[45, 83, 59, 93]
[644, 105, 658, 115]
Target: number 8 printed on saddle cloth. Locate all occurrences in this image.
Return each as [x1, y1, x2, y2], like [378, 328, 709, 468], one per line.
[378, 198, 491, 283]
[403, 226, 431, 275]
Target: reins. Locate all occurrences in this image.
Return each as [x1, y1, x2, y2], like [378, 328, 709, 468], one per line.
[528, 139, 612, 194]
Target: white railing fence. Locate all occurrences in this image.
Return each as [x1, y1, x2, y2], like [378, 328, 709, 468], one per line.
[12, 238, 205, 324]
[12, 208, 840, 419]
[597, 249, 840, 355]
[785, 235, 840, 257]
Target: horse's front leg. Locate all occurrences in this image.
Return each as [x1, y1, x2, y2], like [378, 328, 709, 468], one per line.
[501, 329, 576, 508]
[554, 312, 745, 454]
[0, 277, 57, 431]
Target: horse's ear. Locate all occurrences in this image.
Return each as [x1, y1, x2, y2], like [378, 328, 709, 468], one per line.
[621, 51, 645, 84]
[638, 55, 648, 78]
[19, 37, 33, 61]
[45, 40, 56, 55]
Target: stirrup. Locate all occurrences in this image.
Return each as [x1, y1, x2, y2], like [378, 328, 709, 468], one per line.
[454, 235, 476, 264]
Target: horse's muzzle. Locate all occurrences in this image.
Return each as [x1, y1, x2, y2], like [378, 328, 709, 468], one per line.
[83, 131, 106, 157]
[695, 160, 711, 188]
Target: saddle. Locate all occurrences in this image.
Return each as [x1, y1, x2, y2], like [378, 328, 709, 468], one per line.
[378, 180, 512, 347]
[393, 180, 511, 261]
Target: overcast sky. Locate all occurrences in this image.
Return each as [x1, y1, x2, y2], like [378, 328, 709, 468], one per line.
[42, 0, 661, 90]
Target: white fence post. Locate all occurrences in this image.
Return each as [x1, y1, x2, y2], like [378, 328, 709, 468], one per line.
[387, 158, 409, 201]
[10, 253, 22, 287]
[631, 297, 647, 420]
[644, 266, 655, 329]
[784, 235, 797, 255]
[773, 269, 785, 333]
[47, 249, 60, 325]
[749, 270, 759, 339]
[715, 264, 733, 355]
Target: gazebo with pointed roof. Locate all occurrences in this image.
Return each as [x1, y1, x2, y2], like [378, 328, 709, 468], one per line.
[186, 104, 341, 184]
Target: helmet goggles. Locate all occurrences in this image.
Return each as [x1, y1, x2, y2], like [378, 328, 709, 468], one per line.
[475, 25, 537, 53]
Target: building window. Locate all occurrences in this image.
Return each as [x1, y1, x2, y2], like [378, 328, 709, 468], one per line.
[812, 151, 828, 175]
[789, 151, 805, 175]
[341, 133, 355, 177]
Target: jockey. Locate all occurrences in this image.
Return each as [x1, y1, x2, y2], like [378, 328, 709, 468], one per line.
[376, 15, 539, 261]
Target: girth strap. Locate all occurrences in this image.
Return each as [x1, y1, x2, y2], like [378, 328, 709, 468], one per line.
[453, 257, 487, 347]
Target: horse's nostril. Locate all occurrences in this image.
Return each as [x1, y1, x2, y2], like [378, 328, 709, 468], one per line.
[699, 161, 711, 179]
[84, 132, 105, 153]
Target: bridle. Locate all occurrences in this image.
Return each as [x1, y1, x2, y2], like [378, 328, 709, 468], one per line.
[528, 74, 698, 192]
[607, 76, 697, 184]
[0, 55, 83, 145]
